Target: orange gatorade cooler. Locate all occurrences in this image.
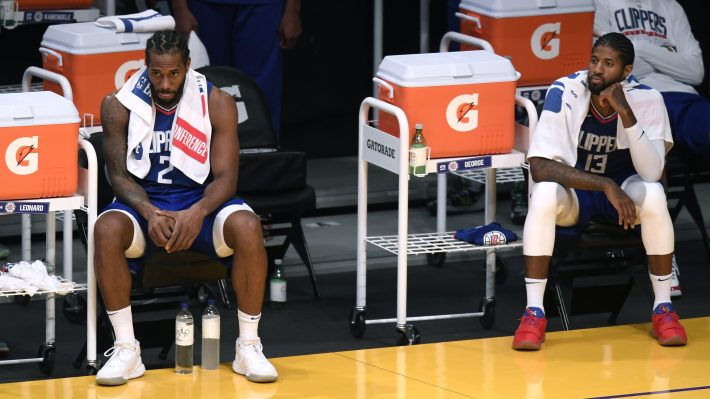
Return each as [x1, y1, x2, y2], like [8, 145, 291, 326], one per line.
[0, 91, 80, 200]
[40, 22, 152, 125]
[458, 0, 594, 87]
[376, 50, 518, 158]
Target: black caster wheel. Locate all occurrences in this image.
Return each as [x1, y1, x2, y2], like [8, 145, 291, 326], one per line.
[38, 344, 56, 376]
[427, 252, 446, 267]
[158, 347, 170, 360]
[87, 364, 99, 375]
[349, 308, 366, 339]
[479, 299, 496, 330]
[395, 324, 421, 346]
[63, 293, 87, 324]
[495, 257, 508, 286]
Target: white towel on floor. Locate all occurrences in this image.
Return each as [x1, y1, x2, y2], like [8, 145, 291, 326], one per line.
[115, 66, 213, 184]
[95, 10, 175, 33]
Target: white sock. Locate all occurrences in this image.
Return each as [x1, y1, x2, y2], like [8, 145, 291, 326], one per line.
[237, 309, 261, 341]
[650, 273, 672, 309]
[107, 305, 135, 344]
[525, 277, 547, 312]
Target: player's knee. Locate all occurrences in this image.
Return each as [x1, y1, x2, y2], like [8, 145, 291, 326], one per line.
[639, 182, 667, 217]
[529, 182, 561, 216]
[228, 210, 264, 241]
[95, 212, 132, 248]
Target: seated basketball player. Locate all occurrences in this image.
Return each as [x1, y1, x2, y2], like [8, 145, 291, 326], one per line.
[94, 30, 278, 385]
[512, 33, 687, 351]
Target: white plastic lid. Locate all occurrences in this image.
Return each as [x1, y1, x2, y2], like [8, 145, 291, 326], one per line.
[376, 50, 518, 87]
[0, 91, 80, 127]
[460, 0, 594, 18]
[41, 22, 152, 55]
[415, 123, 423, 129]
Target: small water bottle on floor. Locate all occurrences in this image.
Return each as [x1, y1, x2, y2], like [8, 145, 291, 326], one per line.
[270, 259, 287, 309]
[175, 302, 194, 374]
[201, 299, 220, 370]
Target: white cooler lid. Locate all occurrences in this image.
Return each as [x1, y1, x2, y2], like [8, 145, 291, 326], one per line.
[460, 0, 594, 18]
[41, 22, 152, 54]
[0, 92, 80, 127]
[376, 50, 518, 87]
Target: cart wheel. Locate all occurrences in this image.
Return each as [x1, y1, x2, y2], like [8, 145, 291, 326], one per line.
[395, 324, 421, 346]
[349, 308, 367, 339]
[479, 299, 496, 330]
[427, 252, 446, 267]
[495, 257, 508, 286]
[38, 344, 56, 376]
[14, 295, 30, 306]
[63, 293, 87, 324]
[87, 364, 99, 375]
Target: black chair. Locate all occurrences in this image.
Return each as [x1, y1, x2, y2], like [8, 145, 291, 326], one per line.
[543, 220, 642, 330]
[665, 147, 710, 259]
[197, 65, 320, 300]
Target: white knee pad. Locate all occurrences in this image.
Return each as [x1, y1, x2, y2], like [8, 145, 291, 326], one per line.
[523, 182, 578, 256]
[97, 209, 146, 258]
[212, 203, 256, 258]
[622, 176, 674, 255]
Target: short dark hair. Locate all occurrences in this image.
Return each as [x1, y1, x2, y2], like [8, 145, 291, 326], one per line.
[593, 32, 635, 67]
[145, 30, 190, 65]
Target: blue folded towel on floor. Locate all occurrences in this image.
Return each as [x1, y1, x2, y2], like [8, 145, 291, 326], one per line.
[454, 222, 519, 246]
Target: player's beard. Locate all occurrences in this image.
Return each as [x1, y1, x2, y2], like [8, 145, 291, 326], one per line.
[588, 74, 608, 95]
[152, 79, 186, 109]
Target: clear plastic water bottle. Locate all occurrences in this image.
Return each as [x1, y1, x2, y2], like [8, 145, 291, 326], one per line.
[270, 259, 287, 309]
[201, 299, 220, 370]
[175, 302, 194, 374]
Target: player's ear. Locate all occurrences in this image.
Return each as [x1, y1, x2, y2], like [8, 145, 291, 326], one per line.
[623, 64, 633, 80]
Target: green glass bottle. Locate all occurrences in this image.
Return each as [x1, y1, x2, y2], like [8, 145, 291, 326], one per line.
[409, 123, 427, 176]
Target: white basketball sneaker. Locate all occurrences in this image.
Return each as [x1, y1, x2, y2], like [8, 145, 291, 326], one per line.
[96, 340, 146, 386]
[232, 338, 278, 383]
[671, 255, 682, 297]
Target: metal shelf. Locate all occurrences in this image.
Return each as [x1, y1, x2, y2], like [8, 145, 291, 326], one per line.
[366, 231, 522, 256]
[453, 166, 524, 185]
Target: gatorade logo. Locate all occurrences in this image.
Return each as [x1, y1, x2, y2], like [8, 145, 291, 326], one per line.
[115, 59, 145, 89]
[5, 136, 39, 175]
[220, 85, 249, 124]
[531, 22, 561, 60]
[446, 93, 479, 132]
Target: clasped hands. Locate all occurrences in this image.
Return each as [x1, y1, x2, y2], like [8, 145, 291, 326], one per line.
[148, 207, 204, 253]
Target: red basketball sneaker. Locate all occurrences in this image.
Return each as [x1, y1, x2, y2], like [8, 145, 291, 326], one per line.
[512, 307, 547, 351]
[651, 303, 687, 346]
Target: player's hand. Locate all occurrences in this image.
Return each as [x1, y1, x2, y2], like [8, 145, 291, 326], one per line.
[599, 82, 631, 114]
[172, 6, 198, 39]
[279, 12, 302, 49]
[148, 211, 175, 247]
[603, 182, 637, 229]
[156, 208, 204, 253]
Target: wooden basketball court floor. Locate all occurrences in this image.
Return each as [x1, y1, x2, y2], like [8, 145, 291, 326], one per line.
[1, 317, 709, 399]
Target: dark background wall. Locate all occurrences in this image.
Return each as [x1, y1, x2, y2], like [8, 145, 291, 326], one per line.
[0, 0, 707, 159]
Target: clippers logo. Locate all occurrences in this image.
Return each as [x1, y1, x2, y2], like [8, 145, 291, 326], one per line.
[5, 136, 39, 175]
[446, 93, 479, 132]
[115, 59, 145, 89]
[483, 231, 507, 246]
[531, 22, 561, 60]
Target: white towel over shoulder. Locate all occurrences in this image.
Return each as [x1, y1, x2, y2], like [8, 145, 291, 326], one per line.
[95, 10, 175, 33]
[528, 70, 673, 167]
[115, 66, 212, 184]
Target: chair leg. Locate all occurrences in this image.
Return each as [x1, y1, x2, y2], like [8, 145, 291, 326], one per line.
[217, 278, 233, 309]
[681, 182, 710, 259]
[289, 221, 321, 300]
